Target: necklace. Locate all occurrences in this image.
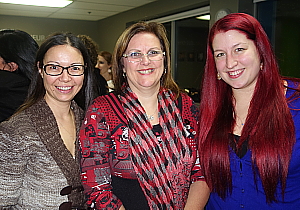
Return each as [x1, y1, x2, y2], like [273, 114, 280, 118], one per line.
[147, 114, 155, 121]
[236, 115, 245, 126]
[146, 109, 157, 121]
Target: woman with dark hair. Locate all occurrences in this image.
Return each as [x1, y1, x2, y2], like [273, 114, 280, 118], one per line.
[198, 13, 300, 209]
[0, 29, 39, 122]
[0, 32, 97, 209]
[79, 22, 209, 209]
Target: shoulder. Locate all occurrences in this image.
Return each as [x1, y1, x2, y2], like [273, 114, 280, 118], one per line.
[0, 110, 37, 142]
[1, 99, 53, 137]
[180, 92, 194, 103]
[90, 92, 118, 109]
[179, 92, 199, 121]
[83, 93, 116, 121]
[179, 92, 199, 110]
[286, 79, 300, 100]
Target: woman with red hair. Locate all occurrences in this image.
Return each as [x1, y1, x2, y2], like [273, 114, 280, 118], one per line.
[199, 13, 300, 209]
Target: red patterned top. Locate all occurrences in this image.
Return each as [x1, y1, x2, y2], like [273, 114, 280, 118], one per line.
[79, 92, 204, 209]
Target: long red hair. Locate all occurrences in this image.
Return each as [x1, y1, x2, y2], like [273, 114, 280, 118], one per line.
[198, 13, 295, 202]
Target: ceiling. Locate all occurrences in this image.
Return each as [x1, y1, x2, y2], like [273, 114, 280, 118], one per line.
[0, 0, 157, 21]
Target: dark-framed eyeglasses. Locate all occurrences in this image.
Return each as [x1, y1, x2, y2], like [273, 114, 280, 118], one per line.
[59, 185, 85, 210]
[123, 49, 165, 63]
[43, 64, 85, 76]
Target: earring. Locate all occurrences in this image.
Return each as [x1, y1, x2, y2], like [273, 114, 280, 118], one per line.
[164, 69, 166, 74]
[260, 63, 263, 71]
[123, 72, 126, 77]
[217, 73, 221, 80]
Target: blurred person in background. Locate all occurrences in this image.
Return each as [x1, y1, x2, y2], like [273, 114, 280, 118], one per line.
[97, 50, 114, 91]
[0, 29, 38, 122]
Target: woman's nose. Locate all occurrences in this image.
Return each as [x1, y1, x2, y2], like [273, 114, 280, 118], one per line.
[59, 70, 72, 82]
[226, 54, 238, 69]
[140, 54, 151, 65]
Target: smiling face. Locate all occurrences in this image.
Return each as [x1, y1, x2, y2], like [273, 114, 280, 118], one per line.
[212, 30, 261, 92]
[122, 32, 164, 93]
[39, 45, 84, 106]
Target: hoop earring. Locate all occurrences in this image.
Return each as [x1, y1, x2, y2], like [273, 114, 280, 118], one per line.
[217, 72, 221, 80]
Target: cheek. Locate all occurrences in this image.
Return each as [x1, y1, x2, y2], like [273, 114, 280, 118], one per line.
[215, 59, 225, 71]
[43, 77, 56, 91]
[77, 76, 85, 88]
[123, 62, 135, 73]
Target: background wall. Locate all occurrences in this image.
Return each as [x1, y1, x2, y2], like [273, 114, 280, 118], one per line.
[0, 15, 99, 46]
[95, 0, 209, 52]
[0, 0, 209, 51]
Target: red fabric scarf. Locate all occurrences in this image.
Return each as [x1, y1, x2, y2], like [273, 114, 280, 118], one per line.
[119, 86, 192, 209]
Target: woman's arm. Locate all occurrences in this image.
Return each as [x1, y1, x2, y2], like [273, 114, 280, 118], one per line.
[182, 95, 210, 209]
[0, 129, 26, 207]
[184, 181, 210, 210]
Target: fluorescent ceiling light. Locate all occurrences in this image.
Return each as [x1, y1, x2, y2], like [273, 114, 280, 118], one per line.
[196, 14, 210, 21]
[0, 0, 73, 7]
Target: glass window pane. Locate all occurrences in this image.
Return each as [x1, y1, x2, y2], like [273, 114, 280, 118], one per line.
[257, 0, 300, 77]
[175, 16, 209, 102]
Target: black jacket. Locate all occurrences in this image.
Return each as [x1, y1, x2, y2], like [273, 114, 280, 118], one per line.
[0, 70, 30, 122]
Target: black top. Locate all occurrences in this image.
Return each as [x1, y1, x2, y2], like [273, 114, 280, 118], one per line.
[230, 134, 249, 158]
[0, 70, 30, 122]
[94, 68, 108, 96]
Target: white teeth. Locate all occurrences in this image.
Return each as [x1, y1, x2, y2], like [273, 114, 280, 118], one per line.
[228, 69, 244, 76]
[139, 69, 153, 74]
[57, 86, 72, 90]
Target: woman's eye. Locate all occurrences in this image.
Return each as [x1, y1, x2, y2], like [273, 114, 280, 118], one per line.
[215, 52, 225, 58]
[71, 67, 79, 71]
[71, 66, 83, 71]
[148, 50, 159, 55]
[50, 65, 59, 70]
[235, 48, 245, 52]
[130, 52, 141, 57]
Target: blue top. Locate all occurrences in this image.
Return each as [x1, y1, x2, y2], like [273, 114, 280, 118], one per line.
[206, 80, 300, 209]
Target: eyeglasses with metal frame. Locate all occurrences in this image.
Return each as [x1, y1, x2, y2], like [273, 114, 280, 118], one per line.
[123, 49, 165, 63]
[43, 64, 85, 76]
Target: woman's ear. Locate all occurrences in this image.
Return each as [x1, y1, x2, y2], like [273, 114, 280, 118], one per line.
[37, 62, 43, 78]
[6, 62, 18, 72]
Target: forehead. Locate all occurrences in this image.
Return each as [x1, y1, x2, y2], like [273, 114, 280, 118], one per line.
[44, 45, 83, 61]
[212, 30, 251, 47]
[98, 55, 106, 61]
[127, 32, 161, 50]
